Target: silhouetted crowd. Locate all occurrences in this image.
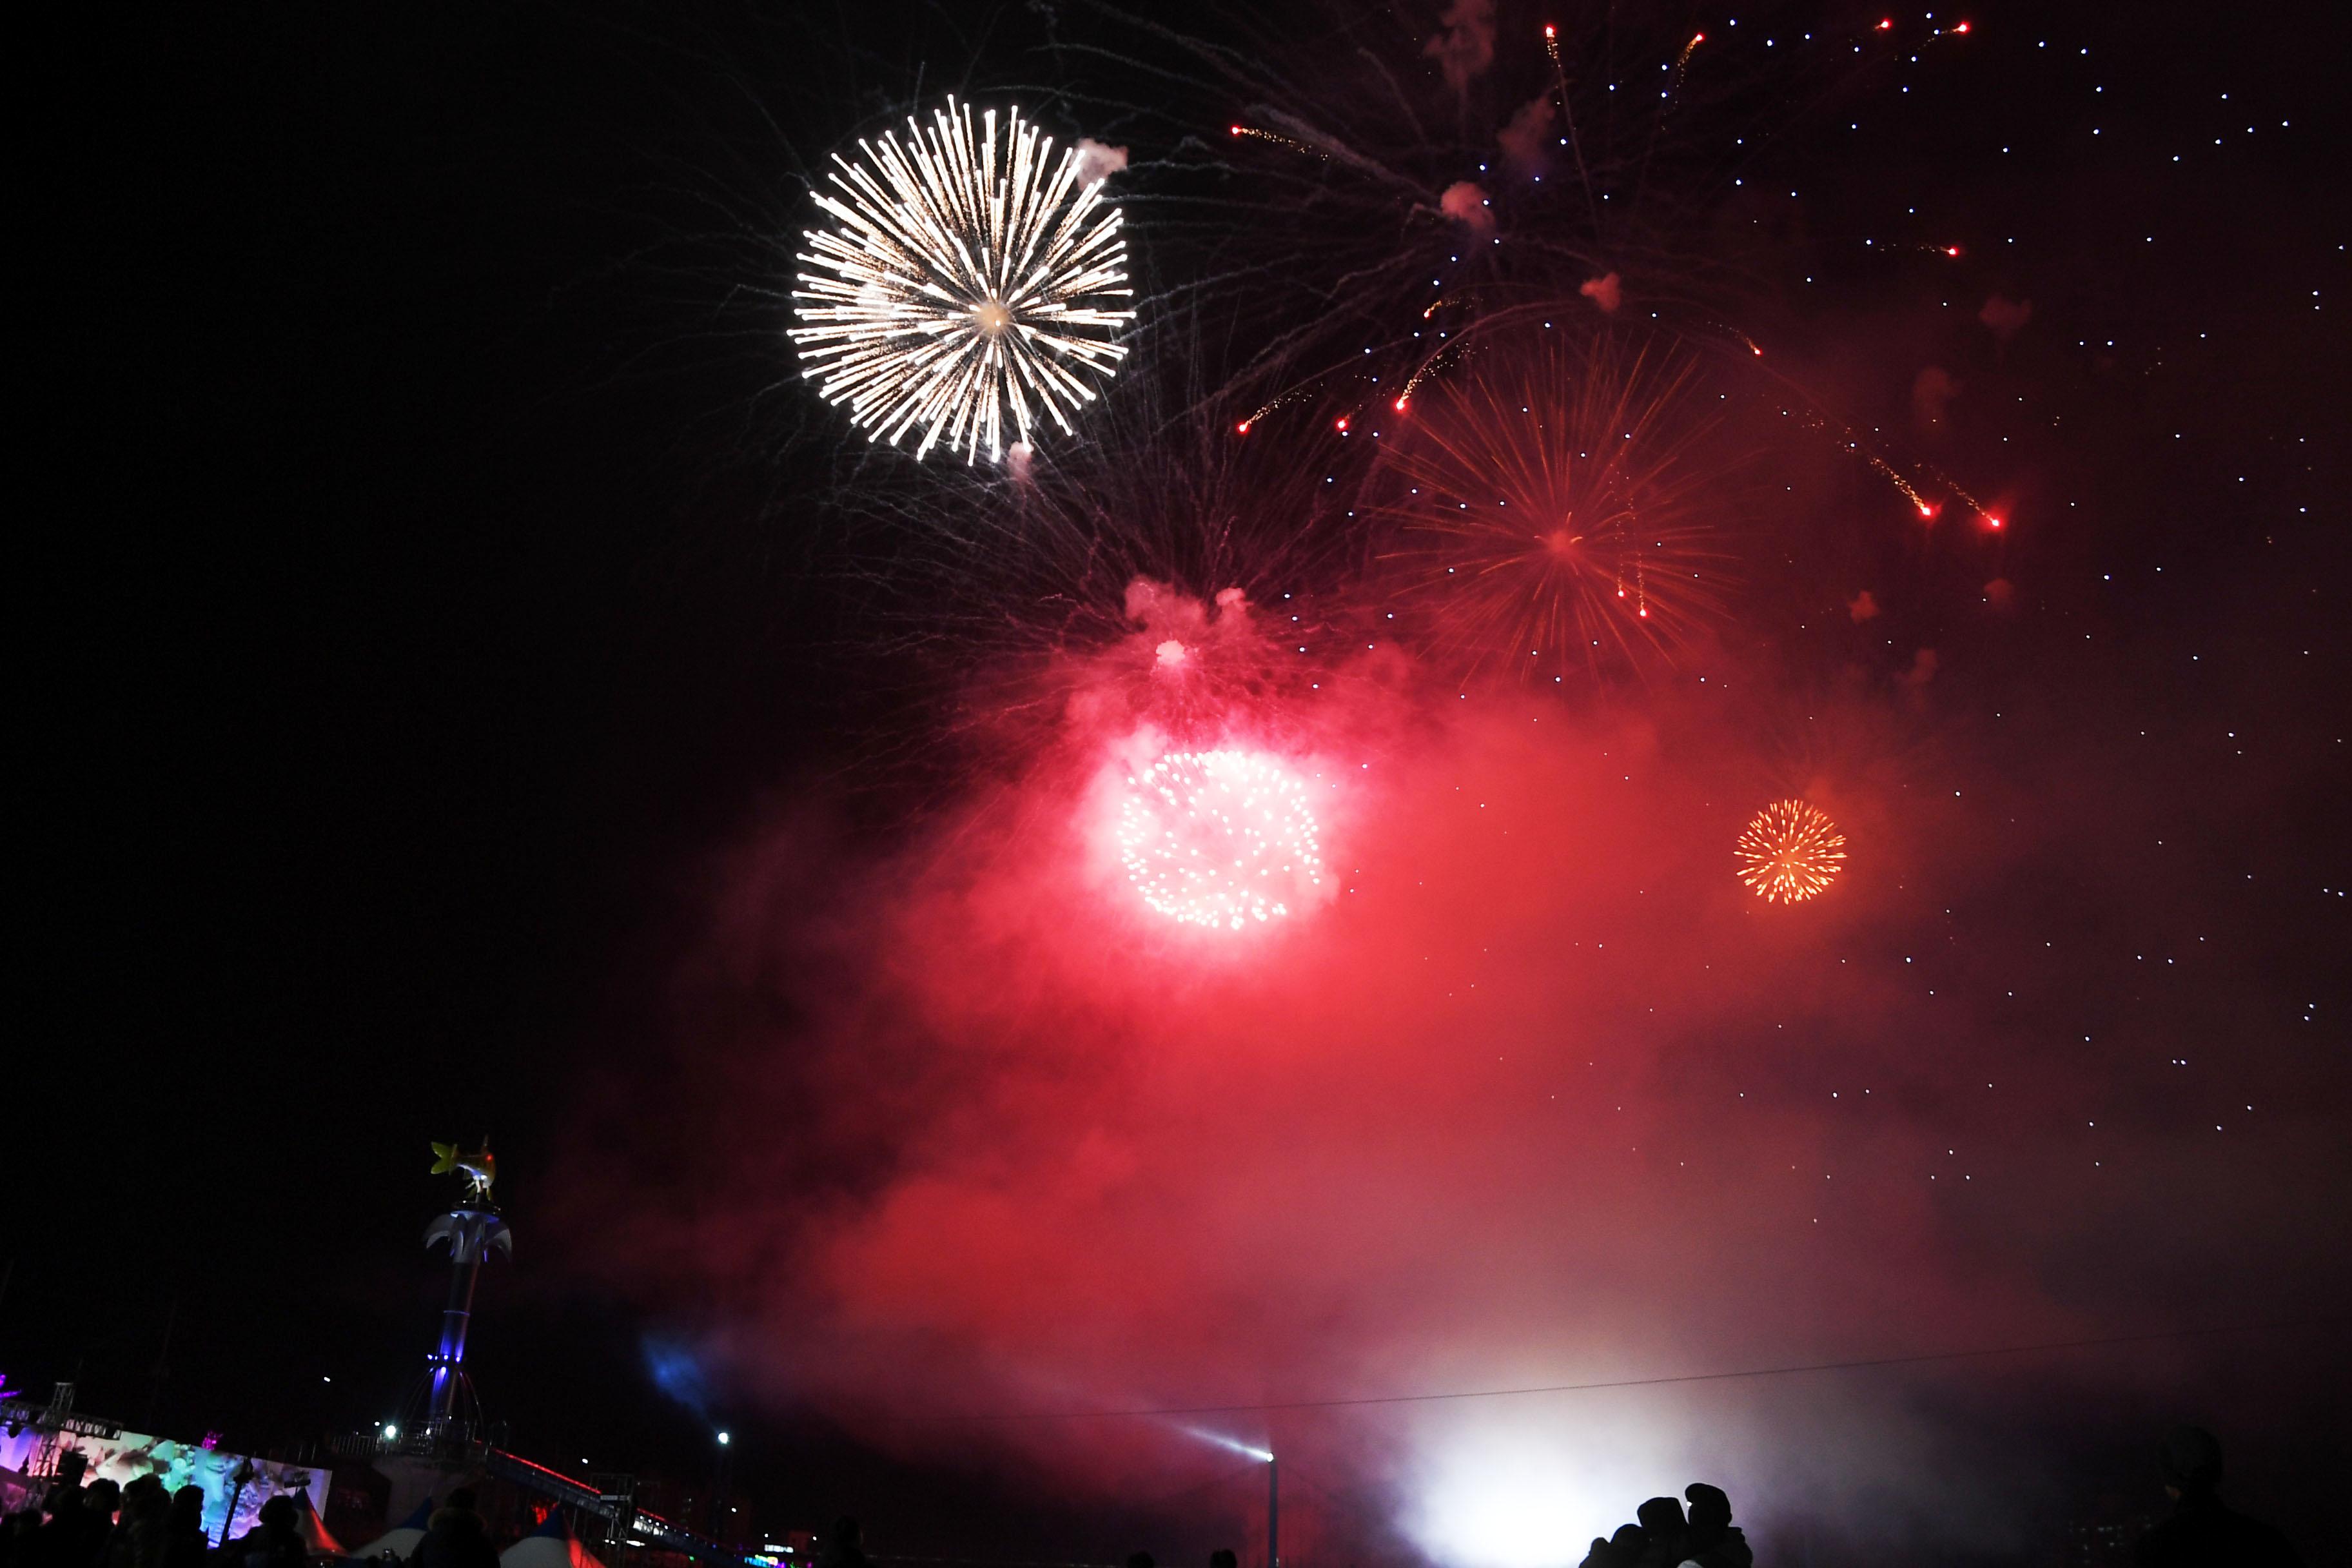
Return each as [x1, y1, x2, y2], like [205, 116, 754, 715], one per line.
[1573, 1482, 1748, 1568]
[10, 1422, 2308, 1568]
[0, 1454, 527, 1568]
[0, 1455, 288, 1568]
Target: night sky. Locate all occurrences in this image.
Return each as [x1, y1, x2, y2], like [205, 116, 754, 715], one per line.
[17, 3, 2351, 1565]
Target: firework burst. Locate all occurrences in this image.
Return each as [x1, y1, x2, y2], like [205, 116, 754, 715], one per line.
[789, 97, 1135, 462]
[1736, 798, 1847, 904]
[1119, 750, 1326, 930]
[1362, 326, 1734, 681]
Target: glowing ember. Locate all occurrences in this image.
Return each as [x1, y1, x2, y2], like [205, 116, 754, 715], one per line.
[1735, 799, 1847, 904]
[1119, 751, 1326, 929]
[788, 97, 1133, 462]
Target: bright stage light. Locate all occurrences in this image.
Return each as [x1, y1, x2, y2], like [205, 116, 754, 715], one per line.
[1180, 1425, 1275, 1462]
[1399, 1413, 1678, 1568]
[1118, 750, 1326, 930]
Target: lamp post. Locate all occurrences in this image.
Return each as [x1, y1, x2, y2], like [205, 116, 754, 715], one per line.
[1266, 1455, 1278, 1568]
[712, 1431, 732, 1545]
[221, 1457, 257, 1547]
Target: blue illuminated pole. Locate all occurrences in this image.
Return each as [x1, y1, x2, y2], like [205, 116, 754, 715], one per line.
[422, 1208, 509, 1440]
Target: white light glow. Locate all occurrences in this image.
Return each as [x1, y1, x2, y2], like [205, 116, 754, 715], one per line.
[1118, 750, 1326, 930]
[789, 97, 1133, 462]
[1180, 1425, 1275, 1463]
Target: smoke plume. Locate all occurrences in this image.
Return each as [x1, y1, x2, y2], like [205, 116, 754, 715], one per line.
[561, 586, 2347, 1562]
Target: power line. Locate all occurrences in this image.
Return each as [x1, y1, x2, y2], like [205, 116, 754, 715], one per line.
[916, 1313, 2347, 1424]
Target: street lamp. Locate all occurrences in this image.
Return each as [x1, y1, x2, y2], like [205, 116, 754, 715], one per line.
[1174, 1429, 1275, 1568]
[1266, 1454, 1279, 1568]
[711, 1430, 733, 1544]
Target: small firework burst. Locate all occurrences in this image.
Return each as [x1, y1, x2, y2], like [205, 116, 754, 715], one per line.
[789, 97, 1134, 462]
[1119, 750, 1326, 930]
[1364, 327, 1734, 681]
[1736, 799, 1847, 904]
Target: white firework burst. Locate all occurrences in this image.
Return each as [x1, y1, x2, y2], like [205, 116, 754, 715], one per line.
[789, 97, 1135, 463]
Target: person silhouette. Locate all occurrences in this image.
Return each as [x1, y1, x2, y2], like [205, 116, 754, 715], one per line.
[1575, 1523, 1645, 1568]
[1632, 1499, 1686, 1566]
[816, 1518, 874, 1568]
[1680, 1484, 1751, 1568]
[2133, 1426, 2302, 1565]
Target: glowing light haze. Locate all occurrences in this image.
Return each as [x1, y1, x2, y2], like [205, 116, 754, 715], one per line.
[789, 97, 1133, 462]
[1117, 750, 1327, 930]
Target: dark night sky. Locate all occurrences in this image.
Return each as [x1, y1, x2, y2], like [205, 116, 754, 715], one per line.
[15, 3, 2351, 1564]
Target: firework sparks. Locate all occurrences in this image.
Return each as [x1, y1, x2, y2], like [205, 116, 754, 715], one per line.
[789, 97, 1135, 462]
[1229, 123, 1329, 161]
[1735, 799, 1848, 904]
[1119, 750, 1326, 930]
[1367, 328, 1733, 681]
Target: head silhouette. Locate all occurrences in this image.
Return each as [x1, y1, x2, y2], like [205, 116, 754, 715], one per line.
[2158, 1426, 2224, 1497]
[1634, 1497, 1685, 1537]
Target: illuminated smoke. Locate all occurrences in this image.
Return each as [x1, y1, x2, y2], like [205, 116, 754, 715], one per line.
[1072, 138, 1130, 184]
[1440, 181, 1496, 235]
[1496, 93, 1556, 171]
[1978, 293, 2033, 344]
[1422, 0, 1497, 95]
[1912, 366, 1961, 429]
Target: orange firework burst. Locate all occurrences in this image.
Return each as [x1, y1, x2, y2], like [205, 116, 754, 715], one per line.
[1365, 328, 1734, 681]
[1736, 799, 1847, 904]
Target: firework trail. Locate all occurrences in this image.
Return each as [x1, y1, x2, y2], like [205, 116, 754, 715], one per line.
[805, 313, 1376, 783]
[790, 97, 1135, 462]
[1078, 6, 1941, 383]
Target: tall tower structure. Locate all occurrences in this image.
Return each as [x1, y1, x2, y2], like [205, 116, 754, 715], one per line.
[412, 1139, 510, 1447]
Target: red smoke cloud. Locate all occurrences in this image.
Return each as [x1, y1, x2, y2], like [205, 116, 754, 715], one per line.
[560, 587, 2347, 1561]
[1497, 94, 1556, 172]
[1439, 181, 1494, 236]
